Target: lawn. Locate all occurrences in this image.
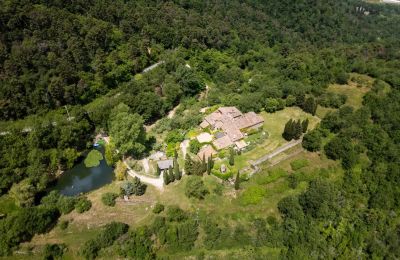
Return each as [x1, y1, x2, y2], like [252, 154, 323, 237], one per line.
[231, 107, 320, 171]
[327, 73, 373, 109]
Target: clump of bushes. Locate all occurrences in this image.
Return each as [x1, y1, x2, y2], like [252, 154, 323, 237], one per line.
[0, 207, 60, 256]
[184, 176, 209, 200]
[153, 203, 165, 214]
[75, 197, 92, 213]
[41, 191, 77, 214]
[239, 185, 266, 206]
[59, 220, 69, 230]
[101, 192, 119, 207]
[81, 222, 129, 259]
[43, 243, 67, 260]
[290, 159, 309, 171]
[120, 177, 147, 197]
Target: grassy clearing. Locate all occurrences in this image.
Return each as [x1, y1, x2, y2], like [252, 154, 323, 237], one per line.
[327, 73, 373, 109]
[0, 195, 19, 215]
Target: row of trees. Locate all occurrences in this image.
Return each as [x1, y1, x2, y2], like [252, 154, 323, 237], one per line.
[282, 118, 309, 141]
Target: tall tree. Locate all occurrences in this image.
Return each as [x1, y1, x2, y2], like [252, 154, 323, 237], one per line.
[229, 148, 235, 166]
[168, 166, 175, 183]
[301, 119, 309, 133]
[173, 158, 181, 180]
[234, 171, 240, 190]
[109, 103, 147, 157]
[303, 97, 317, 116]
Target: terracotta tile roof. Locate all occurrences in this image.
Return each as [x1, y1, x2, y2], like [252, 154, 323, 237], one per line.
[213, 135, 233, 150]
[197, 145, 216, 159]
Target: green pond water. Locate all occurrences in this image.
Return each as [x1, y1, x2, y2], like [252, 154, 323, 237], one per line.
[54, 147, 114, 196]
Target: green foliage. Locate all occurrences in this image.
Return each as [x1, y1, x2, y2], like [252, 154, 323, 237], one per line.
[319, 93, 347, 108]
[59, 220, 69, 230]
[173, 157, 181, 180]
[184, 176, 209, 200]
[104, 142, 118, 166]
[254, 168, 287, 185]
[43, 243, 66, 260]
[152, 203, 164, 214]
[109, 104, 147, 157]
[189, 139, 202, 154]
[84, 150, 103, 168]
[302, 129, 323, 152]
[282, 119, 303, 141]
[287, 175, 299, 189]
[0, 207, 60, 256]
[303, 96, 317, 115]
[234, 171, 240, 190]
[166, 206, 188, 222]
[9, 179, 36, 207]
[239, 186, 266, 206]
[117, 226, 155, 259]
[75, 197, 92, 213]
[81, 222, 129, 259]
[290, 159, 309, 171]
[184, 155, 204, 176]
[229, 148, 235, 166]
[41, 191, 77, 215]
[120, 177, 147, 196]
[101, 192, 118, 207]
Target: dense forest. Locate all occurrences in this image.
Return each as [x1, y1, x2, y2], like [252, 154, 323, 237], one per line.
[1, 0, 400, 258]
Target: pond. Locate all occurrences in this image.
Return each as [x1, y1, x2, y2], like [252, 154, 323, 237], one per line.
[54, 146, 114, 196]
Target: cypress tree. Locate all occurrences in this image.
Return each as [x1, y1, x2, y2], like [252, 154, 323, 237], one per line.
[169, 166, 175, 182]
[294, 120, 303, 140]
[283, 119, 294, 141]
[207, 155, 212, 175]
[234, 171, 240, 190]
[163, 169, 169, 185]
[184, 154, 193, 175]
[301, 119, 309, 133]
[304, 97, 317, 115]
[202, 154, 207, 173]
[173, 157, 181, 180]
[229, 148, 235, 166]
[174, 149, 178, 159]
[296, 92, 305, 107]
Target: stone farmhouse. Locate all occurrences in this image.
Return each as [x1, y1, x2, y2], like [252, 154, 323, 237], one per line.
[200, 107, 264, 150]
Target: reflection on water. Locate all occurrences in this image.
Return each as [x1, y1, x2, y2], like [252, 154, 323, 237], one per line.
[54, 147, 114, 196]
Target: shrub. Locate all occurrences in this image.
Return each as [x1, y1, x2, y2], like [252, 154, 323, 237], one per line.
[75, 197, 92, 213]
[59, 220, 69, 230]
[166, 206, 187, 222]
[290, 159, 309, 171]
[153, 203, 165, 214]
[287, 175, 299, 189]
[101, 192, 118, 207]
[41, 191, 77, 215]
[81, 222, 129, 259]
[185, 176, 209, 200]
[239, 186, 266, 205]
[57, 196, 77, 214]
[43, 243, 66, 260]
[189, 139, 202, 154]
[302, 129, 323, 152]
[254, 168, 287, 185]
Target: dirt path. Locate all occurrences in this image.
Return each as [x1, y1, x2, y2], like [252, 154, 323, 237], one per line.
[124, 161, 164, 190]
[145, 104, 180, 132]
